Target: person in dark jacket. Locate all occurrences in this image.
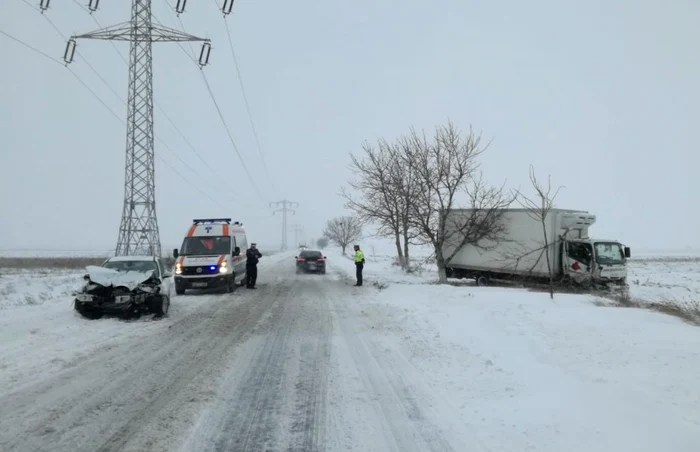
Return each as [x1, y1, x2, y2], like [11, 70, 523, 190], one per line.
[245, 243, 262, 289]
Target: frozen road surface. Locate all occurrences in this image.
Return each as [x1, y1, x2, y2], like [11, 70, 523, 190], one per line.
[1, 251, 699, 452]
[0, 254, 475, 452]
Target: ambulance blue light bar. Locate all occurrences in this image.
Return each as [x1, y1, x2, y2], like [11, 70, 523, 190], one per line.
[193, 218, 231, 224]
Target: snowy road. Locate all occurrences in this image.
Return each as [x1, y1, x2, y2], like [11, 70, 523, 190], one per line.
[0, 254, 473, 452]
[2, 251, 700, 452]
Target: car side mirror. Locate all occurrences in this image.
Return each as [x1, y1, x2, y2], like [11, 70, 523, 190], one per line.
[294, 256, 298, 259]
[173, 248, 179, 258]
[324, 256, 327, 259]
[83, 274, 90, 280]
[624, 247, 631, 258]
[233, 246, 241, 256]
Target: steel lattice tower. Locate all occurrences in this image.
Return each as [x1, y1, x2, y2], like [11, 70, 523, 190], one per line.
[270, 200, 299, 251]
[64, 0, 211, 256]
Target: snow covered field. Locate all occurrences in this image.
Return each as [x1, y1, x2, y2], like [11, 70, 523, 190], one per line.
[0, 248, 699, 451]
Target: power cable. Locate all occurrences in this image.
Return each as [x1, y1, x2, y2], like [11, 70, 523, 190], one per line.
[0, 27, 230, 210]
[65, 5, 233, 191]
[18, 0, 238, 205]
[162, 6, 268, 203]
[213, 0, 279, 198]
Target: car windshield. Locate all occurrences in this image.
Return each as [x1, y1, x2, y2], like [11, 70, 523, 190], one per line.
[301, 251, 323, 258]
[594, 242, 626, 265]
[102, 260, 158, 274]
[180, 236, 231, 256]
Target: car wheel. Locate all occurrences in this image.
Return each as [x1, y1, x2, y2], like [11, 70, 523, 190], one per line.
[148, 295, 169, 318]
[74, 301, 103, 320]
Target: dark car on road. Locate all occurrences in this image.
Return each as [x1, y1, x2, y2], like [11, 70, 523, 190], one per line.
[295, 250, 327, 274]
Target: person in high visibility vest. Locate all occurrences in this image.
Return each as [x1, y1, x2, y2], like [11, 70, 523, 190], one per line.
[353, 244, 365, 286]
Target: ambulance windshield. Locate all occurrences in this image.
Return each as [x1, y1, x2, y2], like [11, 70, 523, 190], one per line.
[179, 236, 231, 256]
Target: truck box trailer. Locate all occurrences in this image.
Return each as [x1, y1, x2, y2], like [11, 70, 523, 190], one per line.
[441, 208, 630, 292]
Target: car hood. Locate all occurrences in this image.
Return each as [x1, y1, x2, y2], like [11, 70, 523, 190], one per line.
[179, 255, 224, 266]
[85, 265, 157, 291]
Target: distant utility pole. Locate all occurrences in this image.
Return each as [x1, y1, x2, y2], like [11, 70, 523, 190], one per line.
[62, 0, 214, 257]
[270, 199, 298, 251]
[292, 224, 304, 247]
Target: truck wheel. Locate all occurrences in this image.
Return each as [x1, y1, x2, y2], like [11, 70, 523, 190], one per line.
[476, 275, 490, 287]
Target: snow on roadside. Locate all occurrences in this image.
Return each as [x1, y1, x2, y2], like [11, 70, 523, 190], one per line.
[0, 251, 290, 393]
[0, 268, 85, 310]
[328, 246, 700, 308]
[344, 276, 700, 451]
[627, 257, 700, 306]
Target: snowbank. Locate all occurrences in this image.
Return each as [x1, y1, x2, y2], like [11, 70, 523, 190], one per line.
[335, 269, 700, 450]
[328, 246, 700, 307]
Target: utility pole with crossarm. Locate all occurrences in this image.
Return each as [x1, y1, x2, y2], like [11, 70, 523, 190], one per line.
[270, 200, 299, 251]
[62, 0, 212, 257]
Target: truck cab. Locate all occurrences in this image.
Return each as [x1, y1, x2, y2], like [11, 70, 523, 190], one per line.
[563, 238, 630, 289]
[172, 218, 248, 295]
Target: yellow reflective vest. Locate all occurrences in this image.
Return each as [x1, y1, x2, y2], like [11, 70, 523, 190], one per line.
[354, 249, 365, 263]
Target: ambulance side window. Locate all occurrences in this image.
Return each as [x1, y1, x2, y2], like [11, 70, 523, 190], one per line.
[232, 236, 239, 256]
[238, 235, 248, 252]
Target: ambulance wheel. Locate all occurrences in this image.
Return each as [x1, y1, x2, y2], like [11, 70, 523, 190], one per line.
[226, 276, 235, 293]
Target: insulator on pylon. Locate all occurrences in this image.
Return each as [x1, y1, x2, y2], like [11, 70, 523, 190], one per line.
[63, 39, 76, 65]
[39, 0, 50, 13]
[198, 42, 212, 68]
[88, 0, 100, 13]
[222, 0, 234, 16]
[175, 0, 187, 15]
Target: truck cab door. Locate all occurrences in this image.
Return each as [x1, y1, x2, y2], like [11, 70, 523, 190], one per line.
[564, 241, 593, 283]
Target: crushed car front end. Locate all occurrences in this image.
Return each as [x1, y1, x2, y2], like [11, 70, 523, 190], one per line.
[73, 266, 165, 319]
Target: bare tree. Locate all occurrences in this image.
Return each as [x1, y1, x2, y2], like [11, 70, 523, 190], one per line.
[316, 237, 329, 249]
[322, 216, 363, 255]
[400, 121, 513, 283]
[387, 138, 423, 270]
[513, 165, 563, 299]
[342, 140, 410, 268]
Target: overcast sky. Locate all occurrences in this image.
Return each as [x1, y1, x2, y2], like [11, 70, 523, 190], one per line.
[1, 0, 697, 254]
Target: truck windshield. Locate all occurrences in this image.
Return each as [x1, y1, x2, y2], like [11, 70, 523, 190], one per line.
[594, 242, 625, 265]
[180, 236, 231, 256]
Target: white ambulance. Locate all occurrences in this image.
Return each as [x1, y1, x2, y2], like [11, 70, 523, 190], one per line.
[172, 218, 248, 294]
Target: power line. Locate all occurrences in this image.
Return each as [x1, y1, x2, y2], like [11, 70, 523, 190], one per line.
[217, 1, 279, 198]
[0, 25, 229, 214]
[164, 7, 268, 203]
[15, 2, 236, 207]
[270, 200, 299, 251]
[77, 10, 229, 188]
[0, 29, 63, 65]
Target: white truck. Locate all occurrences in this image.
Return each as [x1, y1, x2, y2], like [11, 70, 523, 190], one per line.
[442, 208, 631, 293]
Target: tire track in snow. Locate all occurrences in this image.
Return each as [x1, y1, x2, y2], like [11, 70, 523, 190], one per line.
[327, 280, 486, 452]
[0, 281, 283, 452]
[179, 275, 333, 452]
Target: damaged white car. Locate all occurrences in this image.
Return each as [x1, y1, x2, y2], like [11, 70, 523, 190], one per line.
[73, 256, 173, 320]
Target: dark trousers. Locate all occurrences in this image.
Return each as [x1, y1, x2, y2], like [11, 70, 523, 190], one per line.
[355, 262, 363, 286]
[246, 265, 258, 287]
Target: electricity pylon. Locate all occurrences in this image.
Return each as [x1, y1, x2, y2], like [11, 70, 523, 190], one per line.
[62, 0, 212, 257]
[270, 200, 298, 251]
[292, 224, 304, 247]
